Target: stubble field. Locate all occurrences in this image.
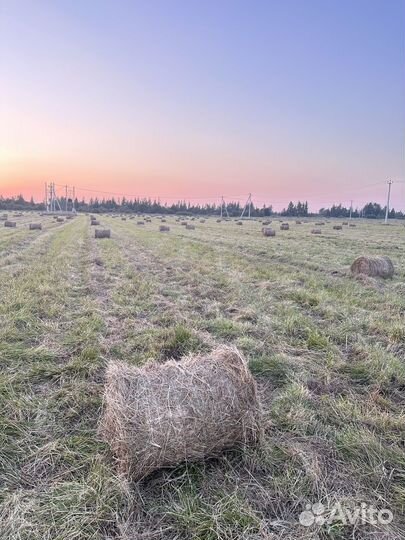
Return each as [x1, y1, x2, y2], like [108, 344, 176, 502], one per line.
[1, 212, 405, 540]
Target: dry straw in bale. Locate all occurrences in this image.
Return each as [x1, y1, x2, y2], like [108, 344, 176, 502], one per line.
[29, 223, 42, 230]
[101, 346, 261, 480]
[95, 229, 111, 239]
[280, 223, 289, 230]
[262, 227, 275, 237]
[351, 256, 394, 279]
[311, 228, 322, 234]
[4, 221, 16, 228]
[159, 225, 170, 232]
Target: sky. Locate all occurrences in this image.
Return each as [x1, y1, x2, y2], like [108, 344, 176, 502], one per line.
[1, 0, 404, 211]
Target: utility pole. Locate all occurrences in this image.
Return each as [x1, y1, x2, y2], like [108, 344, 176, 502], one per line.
[349, 200, 353, 220]
[65, 185, 68, 212]
[384, 180, 393, 224]
[240, 193, 252, 219]
[248, 193, 252, 219]
[220, 196, 223, 219]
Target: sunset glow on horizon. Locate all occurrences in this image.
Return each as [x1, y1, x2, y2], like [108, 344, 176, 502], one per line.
[1, 0, 404, 211]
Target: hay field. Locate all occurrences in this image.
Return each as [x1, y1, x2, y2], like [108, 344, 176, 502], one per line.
[1, 213, 405, 540]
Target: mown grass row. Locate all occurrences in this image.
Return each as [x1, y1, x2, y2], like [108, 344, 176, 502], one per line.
[0, 218, 128, 540]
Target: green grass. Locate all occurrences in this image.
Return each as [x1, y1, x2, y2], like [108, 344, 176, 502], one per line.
[0, 212, 405, 539]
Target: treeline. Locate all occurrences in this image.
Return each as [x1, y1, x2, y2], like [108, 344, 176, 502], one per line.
[1, 194, 404, 219]
[0, 195, 274, 217]
[319, 202, 404, 219]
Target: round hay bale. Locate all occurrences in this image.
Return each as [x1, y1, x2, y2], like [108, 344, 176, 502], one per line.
[315, 221, 325, 226]
[200, 219, 206, 223]
[56, 217, 64, 222]
[101, 346, 262, 479]
[295, 220, 302, 224]
[4, 221, 16, 228]
[137, 221, 145, 225]
[95, 229, 111, 239]
[181, 222, 188, 226]
[349, 223, 356, 228]
[311, 228, 322, 234]
[186, 224, 195, 230]
[29, 223, 42, 230]
[0, 214, 8, 220]
[333, 225, 343, 230]
[159, 225, 170, 232]
[236, 221, 243, 225]
[351, 256, 394, 279]
[262, 220, 271, 225]
[262, 227, 275, 237]
[342, 221, 348, 225]
[121, 217, 127, 221]
[91, 220, 100, 226]
[280, 223, 289, 230]
[216, 219, 222, 223]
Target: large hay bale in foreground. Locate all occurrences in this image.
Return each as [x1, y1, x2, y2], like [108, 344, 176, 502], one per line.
[4, 221, 16, 228]
[101, 346, 262, 480]
[262, 227, 275, 237]
[351, 256, 394, 279]
[29, 223, 42, 230]
[95, 229, 111, 239]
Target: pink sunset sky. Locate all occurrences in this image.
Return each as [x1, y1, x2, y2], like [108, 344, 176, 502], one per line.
[1, 1, 404, 212]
